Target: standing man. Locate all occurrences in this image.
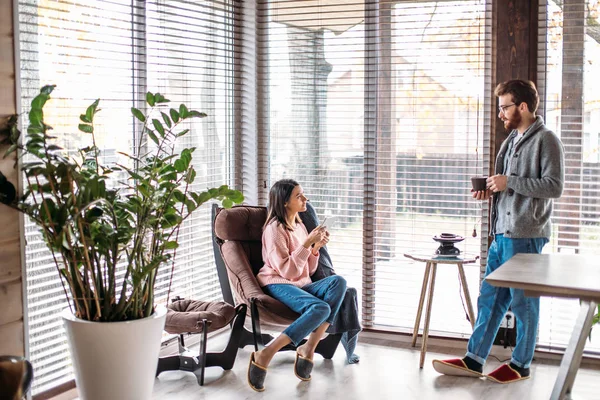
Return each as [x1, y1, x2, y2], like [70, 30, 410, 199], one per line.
[432, 80, 564, 383]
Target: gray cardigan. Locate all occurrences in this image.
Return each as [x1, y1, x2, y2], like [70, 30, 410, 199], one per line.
[491, 116, 564, 238]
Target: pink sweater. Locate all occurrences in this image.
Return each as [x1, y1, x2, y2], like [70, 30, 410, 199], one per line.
[256, 219, 319, 288]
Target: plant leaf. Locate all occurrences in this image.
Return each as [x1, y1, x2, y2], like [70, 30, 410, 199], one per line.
[152, 119, 165, 137]
[180, 148, 192, 167]
[29, 109, 43, 127]
[160, 112, 172, 128]
[27, 125, 43, 135]
[4, 144, 18, 157]
[138, 184, 150, 197]
[125, 168, 144, 181]
[222, 198, 233, 208]
[179, 104, 189, 119]
[31, 94, 50, 111]
[173, 159, 186, 172]
[131, 108, 145, 122]
[164, 241, 179, 250]
[154, 93, 170, 104]
[169, 108, 180, 123]
[188, 110, 207, 118]
[78, 124, 93, 134]
[117, 151, 142, 163]
[172, 190, 185, 202]
[198, 191, 211, 204]
[86, 99, 100, 122]
[146, 128, 159, 145]
[185, 198, 197, 213]
[146, 92, 155, 107]
[185, 168, 196, 184]
[228, 190, 244, 204]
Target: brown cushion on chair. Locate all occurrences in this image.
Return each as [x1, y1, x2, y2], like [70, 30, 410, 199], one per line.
[164, 299, 236, 335]
[214, 206, 267, 242]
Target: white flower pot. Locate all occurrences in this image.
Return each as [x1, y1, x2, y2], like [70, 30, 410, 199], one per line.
[62, 307, 167, 400]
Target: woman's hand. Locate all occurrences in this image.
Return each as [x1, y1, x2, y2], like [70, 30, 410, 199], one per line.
[313, 230, 330, 251]
[304, 226, 326, 248]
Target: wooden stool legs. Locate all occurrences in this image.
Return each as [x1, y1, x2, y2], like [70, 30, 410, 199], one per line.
[420, 263, 438, 368]
[412, 261, 432, 347]
[412, 261, 475, 368]
[457, 263, 476, 329]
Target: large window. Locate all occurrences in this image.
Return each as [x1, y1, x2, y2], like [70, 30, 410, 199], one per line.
[260, 0, 491, 337]
[16, 2, 600, 395]
[537, 0, 600, 354]
[18, 0, 237, 394]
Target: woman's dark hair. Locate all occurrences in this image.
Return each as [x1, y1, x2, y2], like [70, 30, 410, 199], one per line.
[265, 179, 301, 231]
[494, 79, 539, 113]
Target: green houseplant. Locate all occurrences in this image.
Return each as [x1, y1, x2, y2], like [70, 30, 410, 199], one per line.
[0, 85, 243, 399]
[0, 85, 243, 321]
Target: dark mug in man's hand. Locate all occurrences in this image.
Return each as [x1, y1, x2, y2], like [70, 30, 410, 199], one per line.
[471, 176, 488, 192]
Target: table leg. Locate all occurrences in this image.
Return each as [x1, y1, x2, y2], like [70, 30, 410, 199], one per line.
[420, 262, 437, 369]
[457, 263, 476, 329]
[550, 301, 597, 400]
[412, 261, 432, 347]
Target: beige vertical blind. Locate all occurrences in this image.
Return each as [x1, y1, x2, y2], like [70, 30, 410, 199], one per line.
[17, 0, 238, 394]
[537, 0, 600, 355]
[258, 0, 492, 337]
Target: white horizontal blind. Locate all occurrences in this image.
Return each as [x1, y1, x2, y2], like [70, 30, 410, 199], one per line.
[17, 0, 237, 394]
[259, 0, 491, 336]
[259, 0, 367, 299]
[371, 0, 491, 336]
[537, 0, 600, 355]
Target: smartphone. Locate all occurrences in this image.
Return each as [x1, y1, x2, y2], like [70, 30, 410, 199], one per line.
[319, 216, 336, 229]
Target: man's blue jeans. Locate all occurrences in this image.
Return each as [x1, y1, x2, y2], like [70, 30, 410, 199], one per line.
[263, 275, 347, 346]
[466, 234, 548, 369]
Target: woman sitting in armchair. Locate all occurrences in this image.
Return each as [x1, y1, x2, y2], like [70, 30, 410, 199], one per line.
[247, 179, 347, 392]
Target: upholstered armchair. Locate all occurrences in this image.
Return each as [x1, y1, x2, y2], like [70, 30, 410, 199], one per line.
[212, 205, 341, 358]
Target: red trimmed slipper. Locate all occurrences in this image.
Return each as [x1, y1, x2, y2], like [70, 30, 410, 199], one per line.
[486, 364, 530, 384]
[432, 358, 484, 378]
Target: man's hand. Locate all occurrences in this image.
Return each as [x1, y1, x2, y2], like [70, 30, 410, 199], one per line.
[487, 174, 508, 193]
[472, 189, 492, 200]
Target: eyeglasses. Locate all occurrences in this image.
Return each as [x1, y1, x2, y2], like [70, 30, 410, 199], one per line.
[498, 103, 516, 114]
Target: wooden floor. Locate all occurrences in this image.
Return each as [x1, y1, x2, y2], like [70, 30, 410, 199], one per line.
[151, 332, 600, 400]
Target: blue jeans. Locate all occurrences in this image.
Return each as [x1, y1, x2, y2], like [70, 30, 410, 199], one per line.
[466, 234, 548, 368]
[263, 275, 347, 346]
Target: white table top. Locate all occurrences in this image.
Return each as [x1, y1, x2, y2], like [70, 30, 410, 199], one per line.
[403, 253, 479, 264]
[486, 253, 600, 302]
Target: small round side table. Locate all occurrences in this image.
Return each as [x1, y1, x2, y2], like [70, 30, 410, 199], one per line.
[403, 252, 479, 368]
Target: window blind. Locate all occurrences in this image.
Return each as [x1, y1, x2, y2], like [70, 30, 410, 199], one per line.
[537, 0, 600, 355]
[17, 0, 238, 394]
[259, 0, 491, 336]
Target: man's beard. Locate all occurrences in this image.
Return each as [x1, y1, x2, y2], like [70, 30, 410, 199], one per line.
[503, 112, 521, 131]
